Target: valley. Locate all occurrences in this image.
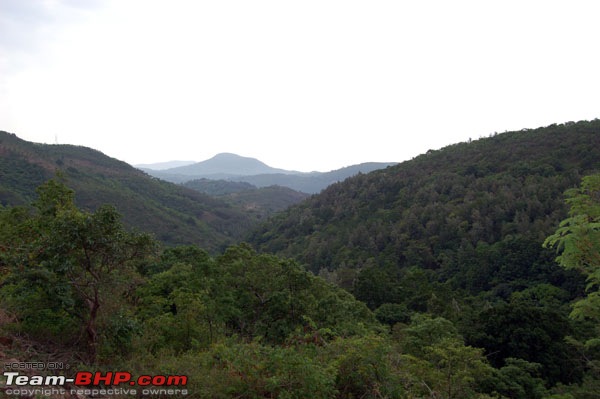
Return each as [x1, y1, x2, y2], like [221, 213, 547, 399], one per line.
[1, 119, 599, 398]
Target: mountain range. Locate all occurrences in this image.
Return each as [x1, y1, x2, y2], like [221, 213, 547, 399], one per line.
[3, 120, 599, 262]
[139, 153, 397, 193]
[142, 152, 294, 177]
[0, 132, 389, 248]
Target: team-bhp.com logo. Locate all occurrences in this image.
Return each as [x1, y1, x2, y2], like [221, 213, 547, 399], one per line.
[2, 370, 189, 397]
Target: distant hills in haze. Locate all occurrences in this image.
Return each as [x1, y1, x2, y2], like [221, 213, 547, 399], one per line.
[139, 153, 397, 194]
[134, 160, 195, 170]
[154, 153, 293, 177]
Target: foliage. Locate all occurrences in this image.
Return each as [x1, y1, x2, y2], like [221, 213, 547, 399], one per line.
[396, 315, 494, 399]
[0, 179, 157, 362]
[136, 242, 380, 355]
[184, 179, 309, 222]
[246, 120, 600, 393]
[464, 298, 581, 385]
[483, 358, 547, 399]
[183, 178, 257, 196]
[0, 181, 504, 397]
[544, 173, 600, 321]
[326, 334, 404, 398]
[544, 173, 600, 389]
[250, 120, 600, 300]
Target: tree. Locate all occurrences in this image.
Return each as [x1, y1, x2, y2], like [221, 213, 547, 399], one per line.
[1, 179, 157, 362]
[397, 315, 493, 399]
[544, 173, 600, 386]
[465, 300, 580, 385]
[484, 358, 547, 399]
[544, 173, 600, 321]
[136, 251, 228, 353]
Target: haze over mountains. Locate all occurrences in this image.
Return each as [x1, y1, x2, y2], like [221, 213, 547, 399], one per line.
[144, 153, 295, 176]
[139, 153, 397, 194]
[134, 160, 195, 170]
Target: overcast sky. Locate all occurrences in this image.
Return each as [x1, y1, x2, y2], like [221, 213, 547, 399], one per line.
[1, 0, 599, 172]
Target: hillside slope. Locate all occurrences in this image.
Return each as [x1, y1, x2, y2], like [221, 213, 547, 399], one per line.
[0, 131, 253, 250]
[250, 120, 600, 297]
[183, 179, 310, 219]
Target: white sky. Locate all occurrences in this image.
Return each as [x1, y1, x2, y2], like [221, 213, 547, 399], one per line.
[1, 0, 599, 172]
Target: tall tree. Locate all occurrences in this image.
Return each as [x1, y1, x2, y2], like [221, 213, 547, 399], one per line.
[544, 173, 600, 386]
[544, 173, 600, 321]
[1, 179, 157, 362]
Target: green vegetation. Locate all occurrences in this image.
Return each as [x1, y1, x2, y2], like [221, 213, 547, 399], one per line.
[544, 173, 600, 392]
[246, 120, 600, 395]
[0, 180, 157, 362]
[250, 121, 600, 319]
[0, 173, 598, 397]
[0, 180, 495, 397]
[183, 178, 257, 196]
[1, 120, 600, 397]
[250, 121, 600, 282]
[184, 179, 310, 221]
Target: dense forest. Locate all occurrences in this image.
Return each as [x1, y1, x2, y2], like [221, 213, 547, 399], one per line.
[1, 120, 600, 397]
[246, 120, 600, 396]
[250, 120, 600, 300]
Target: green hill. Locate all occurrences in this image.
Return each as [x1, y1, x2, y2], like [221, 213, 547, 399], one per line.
[248, 120, 600, 387]
[0, 131, 253, 250]
[249, 120, 600, 296]
[182, 178, 257, 196]
[183, 179, 310, 220]
[222, 185, 310, 218]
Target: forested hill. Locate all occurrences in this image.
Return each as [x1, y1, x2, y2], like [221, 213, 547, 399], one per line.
[250, 120, 600, 293]
[0, 131, 253, 249]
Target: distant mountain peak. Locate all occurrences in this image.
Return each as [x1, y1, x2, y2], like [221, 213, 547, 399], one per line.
[163, 153, 289, 177]
[212, 152, 250, 159]
[209, 152, 269, 165]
